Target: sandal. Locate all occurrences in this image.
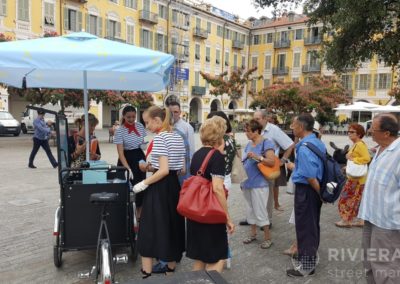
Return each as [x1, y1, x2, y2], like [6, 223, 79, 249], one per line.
[141, 269, 151, 279]
[165, 266, 175, 276]
[335, 220, 352, 228]
[352, 221, 364, 227]
[260, 239, 273, 249]
[243, 235, 257, 244]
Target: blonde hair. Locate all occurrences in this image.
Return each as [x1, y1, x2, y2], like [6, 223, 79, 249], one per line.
[147, 106, 173, 132]
[200, 116, 227, 147]
[75, 113, 99, 130]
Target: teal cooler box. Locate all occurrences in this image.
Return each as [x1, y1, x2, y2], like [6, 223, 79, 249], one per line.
[83, 160, 109, 184]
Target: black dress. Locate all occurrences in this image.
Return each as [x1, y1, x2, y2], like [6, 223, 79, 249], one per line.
[186, 147, 228, 263]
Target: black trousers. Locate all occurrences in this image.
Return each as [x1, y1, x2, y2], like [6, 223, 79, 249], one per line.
[28, 137, 57, 167]
[294, 183, 322, 270]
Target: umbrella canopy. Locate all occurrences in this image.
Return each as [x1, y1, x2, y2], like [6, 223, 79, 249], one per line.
[334, 102, 381, 112]
[373, 105, 400, 113]
[0, 32, 174, 91]
[0, 32, 175, 162]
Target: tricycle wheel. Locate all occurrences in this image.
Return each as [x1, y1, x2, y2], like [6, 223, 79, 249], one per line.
[53, 241, 62, 267]
[130, 240, 139, 262]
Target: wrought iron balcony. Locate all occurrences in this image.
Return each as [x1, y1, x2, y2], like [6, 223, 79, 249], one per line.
[139, 10, 158, 25]
[272, 67, 289, 75]
[172, 51, 188, 63]
[192, 86, 206, 96]
[304, 36, 322, 45]
[193, 27, 208, 39]
[302, 64, 321, 73]
[273, 40, 291, 49]
[232, 40, 244, 49]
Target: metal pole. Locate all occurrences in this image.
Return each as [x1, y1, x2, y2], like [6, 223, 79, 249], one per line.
[83, 70, 90, 162]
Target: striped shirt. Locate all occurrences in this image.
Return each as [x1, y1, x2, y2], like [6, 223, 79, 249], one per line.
[358, 137, 400, 230]
[113, 122, 146, 150]
[150, 131, 185, 170]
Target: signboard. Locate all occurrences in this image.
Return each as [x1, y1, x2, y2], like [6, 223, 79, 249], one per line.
[175, 68, 189, 80]
[211, 7, 237, 22]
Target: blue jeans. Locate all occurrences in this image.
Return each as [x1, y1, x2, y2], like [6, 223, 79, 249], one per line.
[29, 137, 57, 167]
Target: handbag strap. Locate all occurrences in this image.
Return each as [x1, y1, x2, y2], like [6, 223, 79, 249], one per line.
[197, 148, 216, 176]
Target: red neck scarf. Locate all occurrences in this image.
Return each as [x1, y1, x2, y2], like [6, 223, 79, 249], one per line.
[124, 122, 140, 136]
[145, 128, 162, 159]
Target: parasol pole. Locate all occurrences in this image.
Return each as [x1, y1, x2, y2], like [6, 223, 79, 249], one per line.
[83, 70, 90, 162]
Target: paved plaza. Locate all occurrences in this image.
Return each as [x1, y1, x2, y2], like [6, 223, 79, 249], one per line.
[0, 130, 376, 284]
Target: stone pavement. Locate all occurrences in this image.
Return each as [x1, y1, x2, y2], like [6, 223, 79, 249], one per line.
[0, 130, 376, 284]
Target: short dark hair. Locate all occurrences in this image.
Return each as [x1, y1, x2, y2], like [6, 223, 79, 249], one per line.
[297, 113, 314, 131]
[377, 114, 399, 137]
[167, 101, 181, 109]
[37, 109, 45, 115]
[245, 119, 263, 134]
[122, 105, 136, 116]
[206, 111, 232, 133]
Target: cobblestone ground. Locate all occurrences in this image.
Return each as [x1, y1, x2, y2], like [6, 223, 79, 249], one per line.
[0, 130, 375, 284]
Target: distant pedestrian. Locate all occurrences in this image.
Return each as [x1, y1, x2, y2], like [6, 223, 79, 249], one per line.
[358, 114, 400, 284]
[286, 114, 325, 277]
[28, 109, 58, 169]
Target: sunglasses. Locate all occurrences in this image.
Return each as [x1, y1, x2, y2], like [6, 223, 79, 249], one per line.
[347, 131, 356, 134]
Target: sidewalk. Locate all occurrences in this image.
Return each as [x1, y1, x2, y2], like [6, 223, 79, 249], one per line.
[0, 132, 368, 283]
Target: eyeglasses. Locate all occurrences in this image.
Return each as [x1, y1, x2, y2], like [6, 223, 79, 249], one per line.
[347, 131, 356, 134]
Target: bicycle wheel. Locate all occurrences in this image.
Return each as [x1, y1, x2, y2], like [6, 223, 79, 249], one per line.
[53, 207, 63, 268]
[98, 240, 113, 284]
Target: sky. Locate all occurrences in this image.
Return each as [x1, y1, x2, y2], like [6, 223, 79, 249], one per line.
[208, 0, 303, 20]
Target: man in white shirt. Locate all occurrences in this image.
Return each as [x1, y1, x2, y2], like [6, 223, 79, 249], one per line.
[358, 113, 400, 284]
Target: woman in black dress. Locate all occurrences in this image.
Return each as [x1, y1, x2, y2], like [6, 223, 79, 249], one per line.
[186, 116, 235, 273]
[133, 106, 186, 279]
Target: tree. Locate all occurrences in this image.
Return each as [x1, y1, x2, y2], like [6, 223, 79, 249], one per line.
[250, 77, 350, 125]
[200, 66, 263, 100]
[254, 0, 400, 72]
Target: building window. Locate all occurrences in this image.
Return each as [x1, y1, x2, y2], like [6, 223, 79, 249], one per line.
[277, 54, 286, 69]
[18, 0, 29, 21]
[106, 19, 121, 39]
[293, 52, 301, 68]
[377, 73, 391, 89]
[241, 55, 246, 68]
[158, 4, 167, 19]
[264, 55, 271, 69]
[207, 21, 211, 33]
[87, 14, 103, 36]
[217, 25, 223, 37]
[252, 56, 258, 68]
[195, 44, 200, 60]
[125, 0, 137, 8]
[64, 8, 82, 32]
[44, 2, 55, 26]
[225, 52, 229, 66]
[216, 49, 220, 65]
[264, 79, 270, 87]
[126, 24, 135, 44]
[233, 54, 238, 67]
[341, 74, 352, 90]
[224, 28, 230, 39]
[156, 33, 166, 52]
[110, 0, 118, 3]
[206, 46, 210, 62]
[0, 0, 7, 16]
[292, 77, 299, 82]
[295, 29, 303, 40]
[356, 74, 371, 90]
[140, 29, 152, 49]
[266, 33, 273, 43]
[195, 71, 200, 86]
[172, 10, 178, 24]
[253, 34, 260, 45]
[251, 79, 257, 92]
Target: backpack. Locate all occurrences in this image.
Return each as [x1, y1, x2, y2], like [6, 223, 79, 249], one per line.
[303, 142, 346, 203]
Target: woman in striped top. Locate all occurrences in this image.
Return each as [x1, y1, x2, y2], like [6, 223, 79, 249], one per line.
[114, 105, 146, 213]
[133, 106, 186, 279]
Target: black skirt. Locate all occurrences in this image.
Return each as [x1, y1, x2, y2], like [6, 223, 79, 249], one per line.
[117, 148, 146, 207]
[137, 171, 185, 262]
[186, 220, 228, 264]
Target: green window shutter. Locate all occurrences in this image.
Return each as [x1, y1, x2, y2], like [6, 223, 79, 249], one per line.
[140, 29, 143, 47]
[97, 17, 102, 37]
[116, 22, 121, 38]
[155, 33, 159, 50]
[355, 75, 359, 89]
[150, 31, 153, 49]
[77, 11, 82, 32]
[1, 0, 6, 16]
[367, 75, 371, 89]
[373, 74, 377, 89]
[387, 74, 392, 89]
[164, 36, 167, 52]
[63, 7, 69, 31]
[85, 14, 89, 33]
[106, 19, 110, 37]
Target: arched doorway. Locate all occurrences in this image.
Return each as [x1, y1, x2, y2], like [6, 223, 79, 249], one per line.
[189, 97, 202, 131]
[228, 100, 238, 120]
[210, 99, 222, 112]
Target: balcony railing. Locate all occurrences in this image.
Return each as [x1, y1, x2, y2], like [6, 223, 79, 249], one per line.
[139, 10, 158, 24]
[104, 36, 125, 43]
[272, 67, 289, 75]
[192, 86, 206, 96]
[232, 40, 244, 49]
[304, 36, 322, 45]
[273, 40, 291, 49]
[302, 64, 321, 73]
[172, 21, 190, 31]
[193, 27, 208, 39]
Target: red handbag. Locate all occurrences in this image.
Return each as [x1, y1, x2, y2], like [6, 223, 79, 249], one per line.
[177, 149, 228, 224]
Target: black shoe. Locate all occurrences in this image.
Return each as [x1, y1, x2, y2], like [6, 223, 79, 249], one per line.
[260, 223, 272, 231]
[286, 268, 315, 277]
[239, 220, 249, 226]
[28, 164, 37, 169]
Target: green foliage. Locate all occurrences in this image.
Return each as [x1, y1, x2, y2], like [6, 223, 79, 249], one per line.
[254, 0, 400, 72]
[250, 77, 350, 124]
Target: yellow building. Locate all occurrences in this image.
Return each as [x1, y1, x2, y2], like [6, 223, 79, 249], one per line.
[0, 0, 395, 126]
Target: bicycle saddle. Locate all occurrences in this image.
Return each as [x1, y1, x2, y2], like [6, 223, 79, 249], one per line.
[90, 192, 119, 204]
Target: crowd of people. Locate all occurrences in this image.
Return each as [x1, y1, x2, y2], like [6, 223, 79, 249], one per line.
[29, 106, 400, 283]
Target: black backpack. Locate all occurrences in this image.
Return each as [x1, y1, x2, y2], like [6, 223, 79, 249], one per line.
[303, 142, 346, 203]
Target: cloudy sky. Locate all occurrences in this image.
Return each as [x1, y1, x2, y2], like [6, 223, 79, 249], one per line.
[209, 0, 303, 19]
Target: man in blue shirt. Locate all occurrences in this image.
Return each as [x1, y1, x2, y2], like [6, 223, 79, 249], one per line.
[286, 113, 325, 277]
[28, 110, 58, 169]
